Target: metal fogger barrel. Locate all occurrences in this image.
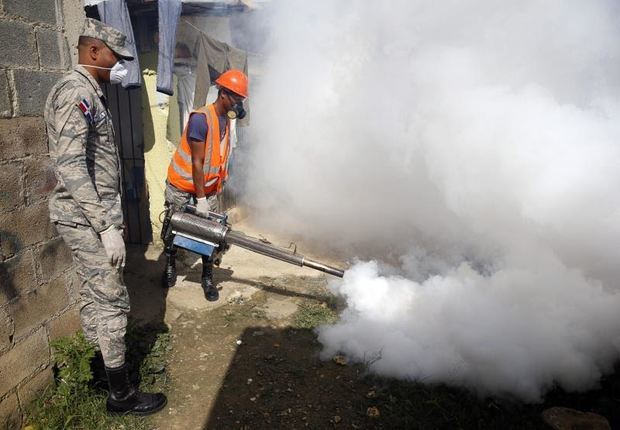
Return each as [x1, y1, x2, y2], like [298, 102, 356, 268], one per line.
[169, 211, 345, 278]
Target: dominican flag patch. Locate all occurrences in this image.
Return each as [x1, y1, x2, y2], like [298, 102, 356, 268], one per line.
[76, 98, 94, 124]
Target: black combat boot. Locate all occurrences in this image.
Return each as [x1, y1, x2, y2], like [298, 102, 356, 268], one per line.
[162, 246, 177, 288]
[201, 256, 219, 301]
[89, 350, 108, 390]
[105, 363, 167, 416]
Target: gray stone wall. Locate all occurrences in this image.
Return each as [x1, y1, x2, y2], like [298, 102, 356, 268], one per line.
[0, 1, 85, 428]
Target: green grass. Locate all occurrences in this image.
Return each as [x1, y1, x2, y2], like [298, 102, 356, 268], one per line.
[25, 324, 170, 430]
[293, 302, 338, 329]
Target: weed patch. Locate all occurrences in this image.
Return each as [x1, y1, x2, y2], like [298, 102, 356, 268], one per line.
[293, 302, 338, 329]
[25, 325, 170, 430]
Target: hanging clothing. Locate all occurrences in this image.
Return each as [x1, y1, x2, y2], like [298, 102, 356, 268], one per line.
[173, 57, 197, 127]
[167, 104, 231, 196]
[97, 0, 141, 88]
[156, 0, 182, 95]
[192, 31, 249, 125]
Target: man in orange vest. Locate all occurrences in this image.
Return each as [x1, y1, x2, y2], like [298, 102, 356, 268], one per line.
[163, 69, 248, 301]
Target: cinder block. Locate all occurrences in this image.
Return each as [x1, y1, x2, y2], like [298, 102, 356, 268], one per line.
[0, 117, 48, 160]
[0, 392, 21, 430]
[0, 306, 14, 353]
[12, 69, 63, 116]
[0, 161, 23, 212]
[10, 275, 70, 339]
[36, 27, 64, 70]
[0, 19, 37, 68]
[48, 305, 81, 341]
[65, 269, 81, 302]
[0, 328, 49, 398]
[24, 156, 57, 205]
[61, 35, 72, 70]
[17, 365, 53, 409]
[0, 70, 11, 118]
[62, 0, 86, 64]
[0, 250, 37, 304]
[37, 237, 73, 283]
[4, 0, 57, 25]
[0, 202, 56, 258]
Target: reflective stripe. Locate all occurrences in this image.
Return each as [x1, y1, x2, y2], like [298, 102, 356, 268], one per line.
[204, 110, 215, 175]
[205, 165, 220, 175]
[170, 159, 192, 181]
[168, 103, 230, 194]
[176, 148, 192, 164]
[175, 147, 220, 175]
[177, 139, 214, 167]
[171, 157, 220, 180]
[169, 161, 220, 194]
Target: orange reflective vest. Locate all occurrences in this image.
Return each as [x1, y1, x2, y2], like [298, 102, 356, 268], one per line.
[167, 104, 230, 195]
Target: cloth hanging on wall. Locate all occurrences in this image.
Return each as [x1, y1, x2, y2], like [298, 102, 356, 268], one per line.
[97, 0, 142, 88]
[156, 0, 182, 95]
[173, 58, 197, 127]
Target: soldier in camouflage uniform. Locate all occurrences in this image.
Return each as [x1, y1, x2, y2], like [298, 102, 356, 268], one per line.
[44, 18, 166, 416]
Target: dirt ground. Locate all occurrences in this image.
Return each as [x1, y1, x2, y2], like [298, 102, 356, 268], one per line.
[122, 218, 619, 430]
[123, 219, 391, 429]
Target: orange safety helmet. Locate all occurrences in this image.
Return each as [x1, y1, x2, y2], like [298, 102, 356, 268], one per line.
[215, 69, 249, 98]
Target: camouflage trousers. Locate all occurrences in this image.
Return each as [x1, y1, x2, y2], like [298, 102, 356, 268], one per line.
[164, 180, 219, 214]
[55, 222, 129, 368]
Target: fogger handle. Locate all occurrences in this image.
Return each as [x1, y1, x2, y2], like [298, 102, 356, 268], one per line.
[185, 204, 227, 224]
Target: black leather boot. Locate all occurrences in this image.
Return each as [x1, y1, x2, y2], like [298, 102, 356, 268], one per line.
[89, 350, 108, 390]
[202, 256, 219, 301]
[105, 363, 167, 416]
[162, 246, 177, 288]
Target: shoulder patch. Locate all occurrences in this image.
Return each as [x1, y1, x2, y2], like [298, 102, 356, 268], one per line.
[76, 98, 94, 124]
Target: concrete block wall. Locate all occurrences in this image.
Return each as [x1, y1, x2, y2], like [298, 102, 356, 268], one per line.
[0, 1, 85, 428]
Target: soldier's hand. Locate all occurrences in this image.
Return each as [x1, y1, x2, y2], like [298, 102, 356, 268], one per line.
[195, 196, 210, 216]
[100, 226, 126, 269]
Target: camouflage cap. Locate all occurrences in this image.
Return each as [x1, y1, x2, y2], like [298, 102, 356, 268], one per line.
[80, 18, 134, 60]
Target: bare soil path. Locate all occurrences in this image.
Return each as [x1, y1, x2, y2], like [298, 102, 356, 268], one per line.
[124, 220, 388, 429]
[122, 219, 580, 430]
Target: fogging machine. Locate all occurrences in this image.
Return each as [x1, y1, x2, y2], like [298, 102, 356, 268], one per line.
[162, 206, 345, 278]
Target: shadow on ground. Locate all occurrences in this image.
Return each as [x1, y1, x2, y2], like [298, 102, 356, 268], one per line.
[124, 245, 620, 429]
[124, 244, 170, 379]
[125, 244, 169, 325]
[201, 327, 557, 430]
[182, 266, 332, 302]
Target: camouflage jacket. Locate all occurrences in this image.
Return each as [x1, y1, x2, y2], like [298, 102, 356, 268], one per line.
[44, 65, 123, 232]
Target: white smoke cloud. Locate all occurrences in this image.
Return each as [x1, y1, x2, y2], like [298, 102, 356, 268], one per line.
[240, 0, 620, 401]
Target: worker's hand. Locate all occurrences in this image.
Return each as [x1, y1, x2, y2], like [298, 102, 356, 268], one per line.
[195, 196, 210, 216]
[100, 226, 126, 269]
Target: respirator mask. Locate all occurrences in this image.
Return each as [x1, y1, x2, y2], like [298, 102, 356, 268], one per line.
[79, 61, 128, 85]
[108, 61, 128, 84]
[227, 100, 246, 120]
